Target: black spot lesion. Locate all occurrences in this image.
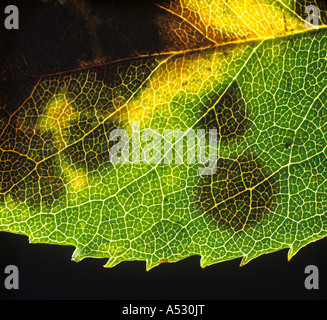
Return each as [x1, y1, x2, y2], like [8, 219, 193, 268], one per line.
[198, 80, 249, 139]
[194, 80, 277, 232]
[196, 154, 276, 233]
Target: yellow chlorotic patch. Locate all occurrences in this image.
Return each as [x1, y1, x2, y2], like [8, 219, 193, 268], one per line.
[175, 0, 305, 41]
[4, 193, 16, 210]
[62, 165, 88, 193]
[37, 90, 76, 149]
[121, 49, 229, 134]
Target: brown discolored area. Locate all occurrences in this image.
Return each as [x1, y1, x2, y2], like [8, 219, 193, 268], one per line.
[196, 154, 276, 232]
[0, 151, 36, 194]
[157, 0, 227, 45]
[155, 7, 214, 52]
[0, 149, 67, 210]
[0, 115, 67, 209]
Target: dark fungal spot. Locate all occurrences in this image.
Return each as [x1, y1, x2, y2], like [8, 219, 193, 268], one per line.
[197, 80, 249, 139]
[195, 154, 276, 233]
[193, 77, 276, 232]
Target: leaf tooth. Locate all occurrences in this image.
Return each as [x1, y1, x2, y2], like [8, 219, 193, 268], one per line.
[146, 262, 157, 271]
[104, 258, 124, 269]
[71, 247, 86, 262]
[146, 259, 163, 271]
[239, 250, 262, 266]
[239, 255, 250, 267]
[200, 256, 208, 269]
[287, 241, 306, 261]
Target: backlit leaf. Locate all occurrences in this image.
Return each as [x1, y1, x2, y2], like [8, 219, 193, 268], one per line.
[1, 0, 327, 270]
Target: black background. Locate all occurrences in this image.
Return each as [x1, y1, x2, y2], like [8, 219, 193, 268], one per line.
[0, 231, 326, 300]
